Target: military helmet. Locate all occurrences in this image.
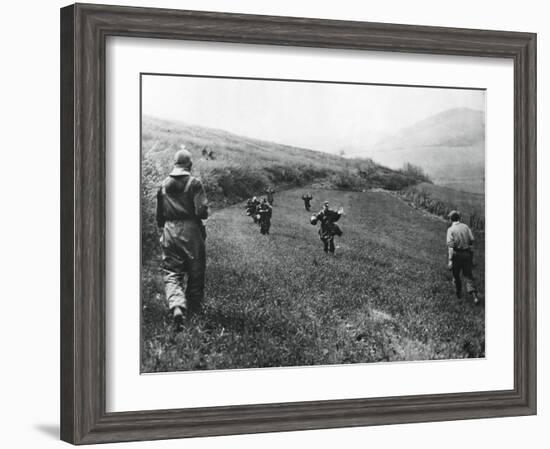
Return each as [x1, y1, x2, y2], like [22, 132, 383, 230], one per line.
[170, 146, 193, 176]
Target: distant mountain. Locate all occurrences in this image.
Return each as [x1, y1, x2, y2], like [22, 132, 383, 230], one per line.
[364, 108, 485, 184]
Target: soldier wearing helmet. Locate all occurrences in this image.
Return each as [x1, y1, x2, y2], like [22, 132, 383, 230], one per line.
[310, 201, 344, 254]
[156, 146, 209, 330]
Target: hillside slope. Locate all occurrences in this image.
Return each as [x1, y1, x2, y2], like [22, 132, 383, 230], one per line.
[142, 116, 429, 205]
[366, 108, 485, 186]
[142, 116, 431, 260]
[142, 188, 485, 372]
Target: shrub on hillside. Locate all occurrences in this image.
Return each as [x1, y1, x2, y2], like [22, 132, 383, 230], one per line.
[264, 164, 301, 184]
[213, 167, 269, 202]
[368, 170, 418, 191]
[399, 162, 431, 183]
[332, 169, 364, 190]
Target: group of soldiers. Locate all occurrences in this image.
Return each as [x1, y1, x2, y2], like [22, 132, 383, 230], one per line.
[156, 149, 480, 330]
[245, 195, 273, 235]
[244, 190, 344, 255]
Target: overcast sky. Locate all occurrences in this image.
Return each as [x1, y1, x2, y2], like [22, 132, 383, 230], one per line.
[142, 74, 485, 154]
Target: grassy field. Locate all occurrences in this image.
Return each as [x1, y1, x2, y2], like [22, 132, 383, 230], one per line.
[141, 186, 485, 373]
[434, 178, 485, 195]
[141, 116, 430, 269]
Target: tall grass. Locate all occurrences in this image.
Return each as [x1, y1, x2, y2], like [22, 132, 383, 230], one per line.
[139, 117, 484, 373]
[142, 188, 485, 372]
[398, 183, 485, 231]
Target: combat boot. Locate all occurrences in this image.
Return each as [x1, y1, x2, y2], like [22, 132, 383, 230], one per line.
[173, 306, 186, 332]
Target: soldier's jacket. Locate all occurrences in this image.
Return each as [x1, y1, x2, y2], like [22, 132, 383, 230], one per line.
[156, 173, 208, 271]
[258, 203, 272, 220]
[156, 173, 208, 226]
[311, 208, 342, 239]
[446, 221, 474, 250]
[245, 199, 256, 215]
[258, 203, 272, 234]
[302, 194, 313, 206]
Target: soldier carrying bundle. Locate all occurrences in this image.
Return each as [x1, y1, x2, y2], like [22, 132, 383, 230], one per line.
[310, 201, 343, 254]
[245, 196, 261, 223]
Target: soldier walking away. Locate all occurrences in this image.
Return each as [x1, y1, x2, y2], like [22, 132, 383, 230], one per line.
[446, 210, 480, 304]
[302, 192, 313, 211]
[265, 187, 276, 205]
[156, 147, 209, 331]
[310, 201, 343, 254]
[258, 198, 273, 235]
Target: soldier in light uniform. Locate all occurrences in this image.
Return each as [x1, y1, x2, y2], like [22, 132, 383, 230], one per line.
[156, 148, 209, 330]
[310, 201, 343, 254]
[446, 210, 480, 304]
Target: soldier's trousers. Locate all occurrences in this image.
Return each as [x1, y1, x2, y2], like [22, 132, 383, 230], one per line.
[452, 249, 476, 295]
[260, 218, 271, 234]
[322, 236, 335, 253]
[160, 220, 206, 312]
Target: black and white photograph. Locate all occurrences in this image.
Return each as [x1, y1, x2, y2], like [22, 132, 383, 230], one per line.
[140, 74, 486, 373]
[1, 0, 543, 446]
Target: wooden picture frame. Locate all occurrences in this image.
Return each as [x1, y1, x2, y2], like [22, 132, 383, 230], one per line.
[60, 3, 536, 444]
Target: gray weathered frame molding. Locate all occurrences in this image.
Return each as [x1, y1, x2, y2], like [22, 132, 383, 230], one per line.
[60, 3, 536, 444]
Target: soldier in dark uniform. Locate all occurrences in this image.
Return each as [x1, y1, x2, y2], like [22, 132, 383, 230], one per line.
[310, 201, 343, 254]
[245, 197, 255, 218]
[251, 196, 260, 223]
[258, 198, 273, 235]
[265, 187, 276, 205]
[156, 148, 209, 330]
[301, 192, 313, 211]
